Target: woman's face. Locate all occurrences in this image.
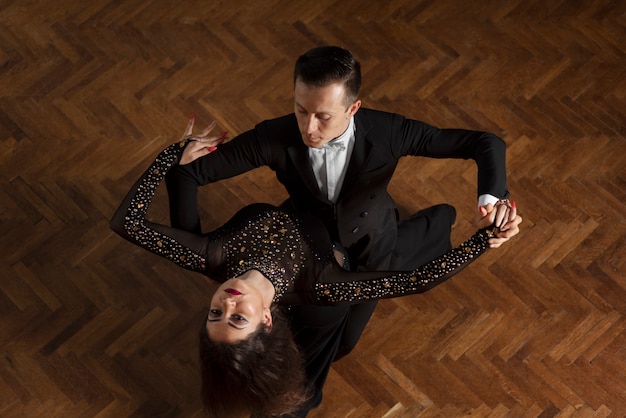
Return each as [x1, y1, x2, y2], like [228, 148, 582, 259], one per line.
[206, 278, 272, 343]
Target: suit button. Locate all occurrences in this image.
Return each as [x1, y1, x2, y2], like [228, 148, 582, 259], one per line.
[360, 211, 368, 217]
[352, 227, 359, 234]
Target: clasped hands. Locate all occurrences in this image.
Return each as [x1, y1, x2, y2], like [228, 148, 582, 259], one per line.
[178, 115, 227, 165]
[478, 200, 522, 248]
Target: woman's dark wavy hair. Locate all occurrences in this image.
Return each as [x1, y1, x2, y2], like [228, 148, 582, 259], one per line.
[294, 45, 361, 107]
[199, 305, 310, 418]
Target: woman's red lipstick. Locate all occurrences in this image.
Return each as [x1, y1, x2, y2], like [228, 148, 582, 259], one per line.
[225, 288, 241, 295]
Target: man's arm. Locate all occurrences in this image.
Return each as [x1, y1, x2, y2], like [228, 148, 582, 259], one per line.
[165, 127, 270, 232]
[398, 119, 509, 199]
[394, 114, 520, 243]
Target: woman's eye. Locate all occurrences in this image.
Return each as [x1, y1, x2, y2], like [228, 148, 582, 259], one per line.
[231, 315, 248, 325]
[208, 309, 221, 319]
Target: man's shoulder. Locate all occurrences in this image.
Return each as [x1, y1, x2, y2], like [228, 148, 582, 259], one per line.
[246, 114, 299, 144]
[259, 113, 297, 128]
[354, 108, 408, 134]
[356, 107, 405, 123]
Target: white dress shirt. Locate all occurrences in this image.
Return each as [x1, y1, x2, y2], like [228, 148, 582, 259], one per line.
[308, 117, 355, 203]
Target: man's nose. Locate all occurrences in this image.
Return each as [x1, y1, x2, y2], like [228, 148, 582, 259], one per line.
[305, 116, 317, 134]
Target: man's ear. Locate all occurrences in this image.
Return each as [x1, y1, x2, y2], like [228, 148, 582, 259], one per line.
[348, 100, 361, 117]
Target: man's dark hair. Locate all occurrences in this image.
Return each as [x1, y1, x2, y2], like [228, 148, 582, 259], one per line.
[294, 45, 361, 106]
[199, 306, 310, 417]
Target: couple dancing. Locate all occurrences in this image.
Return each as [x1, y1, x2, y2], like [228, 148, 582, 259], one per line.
[111, 46, 521, 417]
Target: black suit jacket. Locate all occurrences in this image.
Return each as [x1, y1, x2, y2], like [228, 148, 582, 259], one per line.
[166, 107, 508, 270]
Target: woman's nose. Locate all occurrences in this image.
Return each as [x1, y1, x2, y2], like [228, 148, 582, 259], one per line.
[221, 296, 236, 306]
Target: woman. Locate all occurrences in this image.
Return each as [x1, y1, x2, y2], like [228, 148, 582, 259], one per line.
[110, 119, 514, 417]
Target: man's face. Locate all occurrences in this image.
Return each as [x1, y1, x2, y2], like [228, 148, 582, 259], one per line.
[294, 79, 361, 148]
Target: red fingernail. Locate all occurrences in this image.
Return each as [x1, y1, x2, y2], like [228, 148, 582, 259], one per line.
[219, 131, 227, 139]
[190, 113, 195, 119]
[512, 200, 516, 209]
[208, 146, 217, 152]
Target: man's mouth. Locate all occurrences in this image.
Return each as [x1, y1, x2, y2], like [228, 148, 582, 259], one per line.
[303, 133, 321, 141]
[305, 137, 324, 147]
[225, 288, 242, 295]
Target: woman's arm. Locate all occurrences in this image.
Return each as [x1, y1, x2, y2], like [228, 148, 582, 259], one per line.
[111, 118, 228, 274]
[110, 140, 213, 273]
[314, 226, 497, 304]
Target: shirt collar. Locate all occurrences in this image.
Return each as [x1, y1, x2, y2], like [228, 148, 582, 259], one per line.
[325, 116, 354, 148]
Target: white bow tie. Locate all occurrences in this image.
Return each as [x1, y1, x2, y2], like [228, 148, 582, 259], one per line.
[311, 142, 346, 153]
[324, 141, 346, 151]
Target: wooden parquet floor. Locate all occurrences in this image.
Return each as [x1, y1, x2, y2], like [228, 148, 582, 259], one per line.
[1, 0, 624, 417]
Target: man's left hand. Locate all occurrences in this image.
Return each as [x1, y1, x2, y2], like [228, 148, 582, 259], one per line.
[478, 201, 522, 248]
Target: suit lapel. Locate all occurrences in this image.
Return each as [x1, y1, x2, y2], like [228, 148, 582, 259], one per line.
[286, 143, 327, 200]
[337, 113, 374, 200]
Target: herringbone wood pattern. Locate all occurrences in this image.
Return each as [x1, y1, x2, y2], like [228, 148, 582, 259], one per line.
[1, 0, 624, 417]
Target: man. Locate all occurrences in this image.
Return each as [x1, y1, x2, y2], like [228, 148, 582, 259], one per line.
[167, 46, 521, 415]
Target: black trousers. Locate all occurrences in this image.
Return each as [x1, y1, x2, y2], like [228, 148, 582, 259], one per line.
[281, 203, 456, 417]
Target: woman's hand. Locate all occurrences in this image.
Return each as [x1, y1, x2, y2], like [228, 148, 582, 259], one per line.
[478, 200, 522, 248]
[178, 115, 228, 165]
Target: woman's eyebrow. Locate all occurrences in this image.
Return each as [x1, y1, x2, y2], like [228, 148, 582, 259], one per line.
[207, 314, 248, 329]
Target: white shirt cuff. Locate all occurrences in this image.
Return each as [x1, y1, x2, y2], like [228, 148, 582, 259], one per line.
[478, 194, 500, 207]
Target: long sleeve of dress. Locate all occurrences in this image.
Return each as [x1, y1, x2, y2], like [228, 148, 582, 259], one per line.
[311, 227, 495, 305]
[110, 142, 212, 274]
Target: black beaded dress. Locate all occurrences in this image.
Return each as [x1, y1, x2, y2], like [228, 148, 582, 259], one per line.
[110, 142, 495, 306]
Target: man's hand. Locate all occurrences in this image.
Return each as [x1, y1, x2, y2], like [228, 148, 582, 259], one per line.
[478, 200, 522, 248]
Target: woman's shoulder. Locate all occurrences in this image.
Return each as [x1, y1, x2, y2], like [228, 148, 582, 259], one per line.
[235, 203, 289, 219]
[224, 204, 302, 235]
